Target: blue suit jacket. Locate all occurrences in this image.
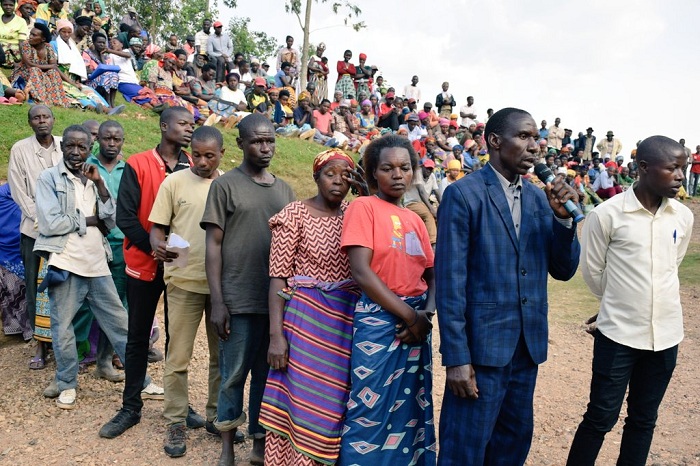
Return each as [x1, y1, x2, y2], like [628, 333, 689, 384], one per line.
[435, 164, 580, 368]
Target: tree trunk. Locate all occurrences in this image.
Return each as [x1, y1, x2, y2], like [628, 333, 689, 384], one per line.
[149, 0, 159, 39]
[299, 0, 312, 89]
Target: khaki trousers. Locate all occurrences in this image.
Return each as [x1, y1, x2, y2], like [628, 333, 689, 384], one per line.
[163, 283, 220, 424]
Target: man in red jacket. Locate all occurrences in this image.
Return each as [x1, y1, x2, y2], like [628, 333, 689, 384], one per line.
[99, 106, 194, 438]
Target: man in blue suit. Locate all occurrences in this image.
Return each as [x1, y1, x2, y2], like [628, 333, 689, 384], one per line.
[435, 107, 581, 466]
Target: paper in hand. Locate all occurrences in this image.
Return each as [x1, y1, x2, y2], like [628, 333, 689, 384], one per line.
[166, 233, 190, 268]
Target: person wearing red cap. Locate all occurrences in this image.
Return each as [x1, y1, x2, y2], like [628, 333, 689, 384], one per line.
[354, 52, 371, 99]
[207, 20, 233, 82]
[246, 77, 271, 113]
[377, 91, 399, 131]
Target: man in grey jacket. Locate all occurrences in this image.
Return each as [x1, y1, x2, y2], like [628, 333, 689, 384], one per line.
[34, 125, 159, 410]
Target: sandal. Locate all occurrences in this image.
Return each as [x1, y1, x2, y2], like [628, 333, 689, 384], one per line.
[112, 353, 124, 370]
[29, 356, 46, 370]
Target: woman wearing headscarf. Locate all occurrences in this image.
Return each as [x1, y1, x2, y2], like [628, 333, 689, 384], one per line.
[10, 22, 70, 106]
[354, 52, 371, 99]
[90, 0, 114, 36]
[51, 19, 112, 111]
[335, 49, 355, 99]
[0, 0, 28, 68]
[15, 0, 36, 30]
[139, 43, 161, 82]
[146, 51, 201, 120]
[71, 15, 92, 53]
[259, 149, 367, 466]
[307, 42, 328, 101]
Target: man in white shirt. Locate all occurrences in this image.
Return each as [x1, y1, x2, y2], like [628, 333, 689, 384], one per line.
[194, 19, 212, 57]
[459, 96, 477, 128]
[591, 164, 622, 199]
[567, 135, 694, 466]
[403, 75, 422, 103]
[547, 117, 565, 150]
[8, 105, 62, 370]
[398, 113, 427, 142]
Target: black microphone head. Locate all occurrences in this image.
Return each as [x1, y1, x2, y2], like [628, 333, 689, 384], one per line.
[534, 163, 553, 182]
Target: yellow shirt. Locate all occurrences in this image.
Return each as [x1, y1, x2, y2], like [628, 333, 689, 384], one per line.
[148, 168, 217, 294]
[0, 15, 29, 46]
[581, 187, 694, 351]
[35, 4, 68, 33]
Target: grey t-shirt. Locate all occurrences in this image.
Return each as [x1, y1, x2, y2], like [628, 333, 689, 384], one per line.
[201, 167, 295, 314]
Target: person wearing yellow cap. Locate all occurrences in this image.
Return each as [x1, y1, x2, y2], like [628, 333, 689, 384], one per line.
[440, 159, 464, 196]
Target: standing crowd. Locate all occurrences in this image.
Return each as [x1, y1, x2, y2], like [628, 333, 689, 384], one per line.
[0, 3, 698, 466]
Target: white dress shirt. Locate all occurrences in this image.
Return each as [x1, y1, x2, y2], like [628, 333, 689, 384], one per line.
[581, 187, 694, 351]
[8, 135, 63, 238]
[459, 104, 477, 127]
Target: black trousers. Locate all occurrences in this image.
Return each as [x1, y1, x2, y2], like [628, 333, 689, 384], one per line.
[122, 268, 167, 412]
[567, 331, 678, 466]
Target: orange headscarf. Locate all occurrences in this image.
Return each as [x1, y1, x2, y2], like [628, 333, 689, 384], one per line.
[312, 149, 355, 174]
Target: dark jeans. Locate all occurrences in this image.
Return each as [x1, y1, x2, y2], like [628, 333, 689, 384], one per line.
[689, 172, 700, 196]
[213, 56, 232, 83]
[122, 268, 166, 413]
[20, 234, 41, 332]
[214, 314, 269, 437]
[567, 331, 678, 466]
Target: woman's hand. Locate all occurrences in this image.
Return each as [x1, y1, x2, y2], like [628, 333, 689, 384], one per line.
[396, 309, 432, 344]
[267, 334, 289, 371]
[343, 165, 369, 197]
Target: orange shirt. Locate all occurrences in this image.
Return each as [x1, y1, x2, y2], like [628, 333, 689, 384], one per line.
[341, 196, 434, 297]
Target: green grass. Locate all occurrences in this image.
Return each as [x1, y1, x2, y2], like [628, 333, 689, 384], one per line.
[0, 101, 323, 199]
[548, 239, 700, 325]
[679, 243, 700, 287]
[548, 272, 601, 324]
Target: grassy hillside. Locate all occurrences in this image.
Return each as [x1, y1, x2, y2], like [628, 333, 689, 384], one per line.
[0, 102, 326, 199]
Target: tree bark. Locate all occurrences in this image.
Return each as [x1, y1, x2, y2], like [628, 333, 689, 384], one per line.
[299, 0, 312, 89]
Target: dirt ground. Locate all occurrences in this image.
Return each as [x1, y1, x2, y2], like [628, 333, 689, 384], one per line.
[1, 202, 699, 466]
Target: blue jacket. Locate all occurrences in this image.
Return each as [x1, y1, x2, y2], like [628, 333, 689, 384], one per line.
[435, 164, 580, 368]
[33, 160, 115, 260]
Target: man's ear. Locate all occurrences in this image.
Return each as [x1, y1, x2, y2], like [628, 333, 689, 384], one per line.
[487, 132, 500, 151]
[637, 159, 648, 175]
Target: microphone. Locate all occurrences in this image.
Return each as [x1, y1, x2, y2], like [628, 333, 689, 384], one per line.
[533, 163, 585, 223]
